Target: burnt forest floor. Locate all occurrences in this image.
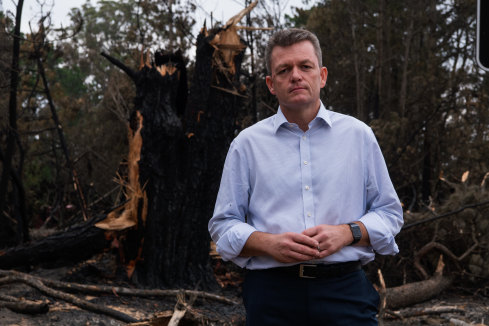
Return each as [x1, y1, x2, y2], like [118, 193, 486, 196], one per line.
[0, 252, 488, 326]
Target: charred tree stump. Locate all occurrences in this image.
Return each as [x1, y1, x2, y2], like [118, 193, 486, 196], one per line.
[137, 28, 246, 289]
[99, 18, 248, 288]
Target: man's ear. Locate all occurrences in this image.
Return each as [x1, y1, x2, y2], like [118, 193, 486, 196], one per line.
[320, 67, 328, 88]
[266, 75, 276, 95]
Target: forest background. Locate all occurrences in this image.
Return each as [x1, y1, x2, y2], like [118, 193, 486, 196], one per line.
[1, 0, 489, 310]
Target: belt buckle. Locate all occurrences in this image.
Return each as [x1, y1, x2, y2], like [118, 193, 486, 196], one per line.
[299, 264, 316, 278]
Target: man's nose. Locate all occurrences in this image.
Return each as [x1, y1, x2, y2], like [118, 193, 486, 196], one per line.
[290, 66, 302, 81]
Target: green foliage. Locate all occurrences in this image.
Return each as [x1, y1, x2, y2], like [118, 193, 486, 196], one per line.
[55, 66, 87, 98]
[291, 0, 489, 208]
[23, 159, 54, 202]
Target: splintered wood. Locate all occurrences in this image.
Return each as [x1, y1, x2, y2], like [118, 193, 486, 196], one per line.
[95, 111, 147, 231]
[209, 0, 258, 75]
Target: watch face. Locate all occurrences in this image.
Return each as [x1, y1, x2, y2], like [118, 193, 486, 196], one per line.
[349, 223, 361, 243]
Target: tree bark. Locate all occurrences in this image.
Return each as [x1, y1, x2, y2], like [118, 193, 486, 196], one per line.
[0, 293, 49, 315]
[386, 273, 453, 309]
[0, 0, 29, 247]
[100, 22, 248, 289]
[135, 29, 246, 289]
[385, 256, 453, 309]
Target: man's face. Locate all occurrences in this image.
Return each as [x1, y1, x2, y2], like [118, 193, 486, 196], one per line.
[266, 40, 327, 112]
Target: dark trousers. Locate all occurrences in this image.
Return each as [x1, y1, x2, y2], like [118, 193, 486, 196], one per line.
[242, 267, 379, 326]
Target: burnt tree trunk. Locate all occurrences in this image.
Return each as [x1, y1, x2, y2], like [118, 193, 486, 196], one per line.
[137, 31, 245, 289]
[0, 0, 29, 247]
[101, 26, 246, 288]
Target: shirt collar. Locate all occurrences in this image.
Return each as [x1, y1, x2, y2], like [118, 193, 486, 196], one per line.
[272, 101, 332, 134]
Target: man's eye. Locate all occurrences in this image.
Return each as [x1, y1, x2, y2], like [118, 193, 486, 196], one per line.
[277, 68, 288, 74]
[302, 65, 312, 70]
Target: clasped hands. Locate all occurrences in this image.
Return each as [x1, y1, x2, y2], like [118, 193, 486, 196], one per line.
[241, 224, 354, 264]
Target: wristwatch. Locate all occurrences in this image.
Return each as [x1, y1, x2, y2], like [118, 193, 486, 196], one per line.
[348, 223, 362, 245]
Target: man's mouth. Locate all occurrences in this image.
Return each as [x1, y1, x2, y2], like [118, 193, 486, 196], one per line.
[289, 86, 306, 93]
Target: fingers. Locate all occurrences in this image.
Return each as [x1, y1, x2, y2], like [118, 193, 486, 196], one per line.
[303, 224, 351, 258]
[284, 233, 320, 259]
[269, 226, 351, 263]
[289, 232, 319, 249]
[271, 232, 320, 263]
[302, 225, 320, 237]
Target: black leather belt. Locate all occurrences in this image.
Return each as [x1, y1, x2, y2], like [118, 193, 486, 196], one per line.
[263, 261, 362, 279]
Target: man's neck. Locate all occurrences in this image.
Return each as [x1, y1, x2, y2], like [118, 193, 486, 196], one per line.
[281, 101, 321, 132]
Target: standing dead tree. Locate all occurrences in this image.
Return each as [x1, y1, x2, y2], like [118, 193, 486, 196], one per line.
[0, 0, 29, 247]
[30, 19, 89, 223]
[97, 3, 256, 288]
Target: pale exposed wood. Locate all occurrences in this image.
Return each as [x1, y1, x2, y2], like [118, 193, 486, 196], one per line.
[224, 0, 258, 29]
[168, 304, 187, 326]
[95, 111, 147, 231]
[377, 269, 387, 326]
[209, 0, 258, 75]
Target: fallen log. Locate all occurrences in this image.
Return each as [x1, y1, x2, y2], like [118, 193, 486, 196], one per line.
[0, 269, 138, 323]
[0, 268, 239, 323]
[385, 255, 453, 309]
[0, 214, 108, 269]
[449, 318, 486, 326]
[40, 274, 239, 305]
[0, 293, 49, 314]
[385, 305, 465, 319]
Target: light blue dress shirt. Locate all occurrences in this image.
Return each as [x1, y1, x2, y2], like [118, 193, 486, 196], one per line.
[209, 103, 404, 269]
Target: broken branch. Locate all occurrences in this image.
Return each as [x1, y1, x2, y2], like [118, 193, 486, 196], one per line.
[0, 270, 138, 323]
[385, 256, 453, 309]
[402, 199, 489, 230]
[0, 293, 49, 314]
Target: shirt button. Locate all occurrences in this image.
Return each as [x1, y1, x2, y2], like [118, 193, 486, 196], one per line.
[305, 185, 310, 190]
[307, 212, 312, 217]
[302, 135, 306, 140]
[304, 161, 308, 165]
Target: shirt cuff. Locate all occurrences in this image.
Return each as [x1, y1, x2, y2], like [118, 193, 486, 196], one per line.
[215, 223, 257, 268]
[360, 211, 399, 255]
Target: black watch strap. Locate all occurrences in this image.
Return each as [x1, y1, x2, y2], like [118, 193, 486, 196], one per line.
[348, 223, 362, 245]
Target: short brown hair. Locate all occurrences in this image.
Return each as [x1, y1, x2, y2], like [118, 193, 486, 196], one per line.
[265, 28, 323, 75]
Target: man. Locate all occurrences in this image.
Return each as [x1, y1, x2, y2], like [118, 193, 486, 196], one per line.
[209, 28, 403, 325]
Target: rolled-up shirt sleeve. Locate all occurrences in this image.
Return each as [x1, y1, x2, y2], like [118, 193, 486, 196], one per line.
[208, 140, 256, 267]
[359, 128, 404, 255]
